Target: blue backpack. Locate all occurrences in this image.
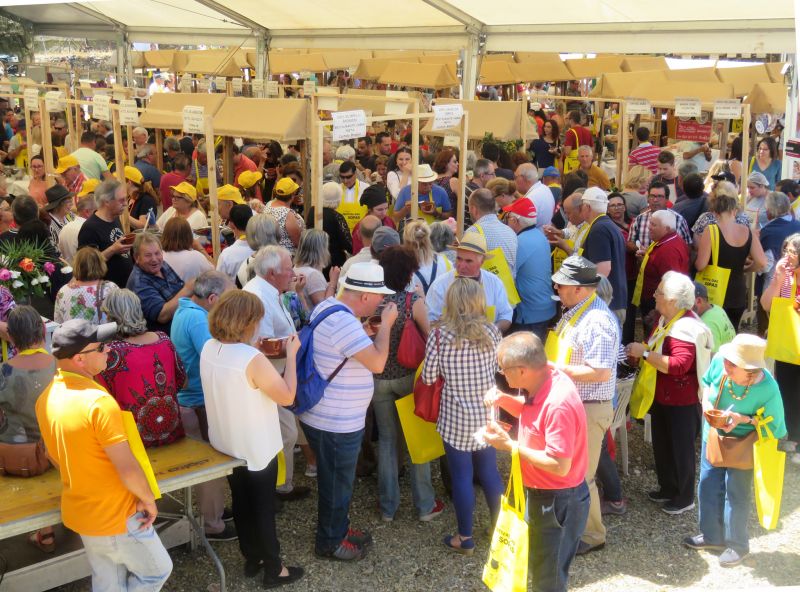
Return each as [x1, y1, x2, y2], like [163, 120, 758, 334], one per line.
[289, 303, 351, 415]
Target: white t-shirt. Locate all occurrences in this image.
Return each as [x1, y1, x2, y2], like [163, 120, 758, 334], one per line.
[299, 298, 374, 433]
[525, 182, 556, 227]
[200, 340, 282, 471]
[162, 249, 213, 282]
[216, 239, 253, 281]
[58, 216, 86, 264]
[294, 266, 327, 303]
[156, 207, 207, 232]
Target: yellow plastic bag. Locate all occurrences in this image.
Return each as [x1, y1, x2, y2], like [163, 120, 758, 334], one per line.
[695, 225, 731, 307]
[765, 280, 800, 364]
[277, 450, 286, 487]
[753, 417, 785, 530]
[121, 411, 161, 499]
[395, 394, 445, 464]
[483, 447, 528, 592]
[474, 225, 521, 306]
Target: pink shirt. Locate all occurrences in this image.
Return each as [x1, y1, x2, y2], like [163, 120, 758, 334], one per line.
[518, 367, 588, 489]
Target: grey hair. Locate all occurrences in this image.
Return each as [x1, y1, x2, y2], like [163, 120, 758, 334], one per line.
[75, 195, 97, 215]
[245, 213, 279, 250]
[468, 188, 496, 214]
[7, 305, 45, 350]
[766, 191, 791, 218]
[322, 181, 342, 209]
[651, 209, 677, 230]
[596, 276, 613, 305]
[253, 245, 290, 278]
[465, 150, 477, 172]
[660, 271, 695, 310]
[132, 126, 148, 139]
[474, 158, 492, 177]
[95, 179, 123, 205]
[335, 144, 356, 161]
[102, 289, 148, 337]
[577, 145, 593, 155]
[193, 270, 230, 300]
[132, 231, 161, 259]
[429, 221, 455, 253]
[678, 160, 698, 179]
[497, 332, 547, 370]
[97, 120, 112, 130]
[164, 136, 180, 152]
[508, 213, 536, 229]
[136, 144, 154, 159]
[294, 228, 331, 269]
[516, 162, 538, 182]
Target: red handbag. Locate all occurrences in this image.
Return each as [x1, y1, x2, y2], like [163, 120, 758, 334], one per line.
[413, 329, 444, 423]
[397, 292, 426, 369]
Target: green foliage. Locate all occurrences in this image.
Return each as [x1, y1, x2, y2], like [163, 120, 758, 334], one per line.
[0, 15, 32, 59]
[481, 132, 524, 156]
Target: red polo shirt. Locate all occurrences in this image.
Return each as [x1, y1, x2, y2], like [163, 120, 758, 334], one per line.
[234, 154, 261, 200]
[642, 231, 690, 303]
[563, 125, 593, 150]
[519, 367, 588, 490]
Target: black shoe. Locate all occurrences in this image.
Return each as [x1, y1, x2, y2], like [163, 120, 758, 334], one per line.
[662, 502, 695, 515]
[244, 559, 263, 578]
[206, 522, 237, 542]
[647, 490, 671, 503]
[222, 507, 234, 523]
[276, 485, 311, 502]
[575, 540, 605, 556]
[263, 566, 304, 589]
[682, 534, 725, 551]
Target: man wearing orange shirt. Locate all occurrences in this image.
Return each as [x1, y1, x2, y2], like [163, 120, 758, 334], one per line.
[36, 319, 172, 591]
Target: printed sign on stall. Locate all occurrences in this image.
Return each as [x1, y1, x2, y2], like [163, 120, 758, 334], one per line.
[331, 110, 367, 142]
[119, 100, 139, 126]
[214, 76, 227, 91]
[44, 91, 65, 112]
[264, 80, 277, 96]
[182, 106, 205, 134]
[674, 97, 701, 118]
[23, 88, 40, 111]
[626, 98, 652, 116]
[784, 139, 800, 159]
[713, 99, 742, 120]
[92, 94, 112, 120]
[432, 103, 464, 131]
[675, 118, 713, 143]
[303, 80, 316, 96]
[443, 135, 460, 147]
[232, 78, 243, 93]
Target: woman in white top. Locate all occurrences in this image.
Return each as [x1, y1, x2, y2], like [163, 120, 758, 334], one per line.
[156, 182, 207, 231]
[403, 220, 450, 294]
[160, 217, 213, 282]
[294, 229, 336, 309]
[54, 246, 119, 324]
[386, 147, 413, 201]
[200, 290, 304, 587]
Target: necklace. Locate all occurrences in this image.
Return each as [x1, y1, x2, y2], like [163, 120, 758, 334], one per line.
[726, 377, 751, 401]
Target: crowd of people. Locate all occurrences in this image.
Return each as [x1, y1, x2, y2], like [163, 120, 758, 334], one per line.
[0, 100, 795, 592]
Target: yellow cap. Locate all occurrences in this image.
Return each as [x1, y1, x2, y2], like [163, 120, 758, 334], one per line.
[124, 166, 144, 185]
[77, 178, 101, 197]
[217, 184, 245, 204]
[54, 155, 80, 174]
[275, 177, 300, 197]
[238, 170, 263, 190]
[170, 181, 198, 201]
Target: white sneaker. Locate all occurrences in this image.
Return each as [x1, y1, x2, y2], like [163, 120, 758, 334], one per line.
[305, 464, 318, 478]
[790, 453, 800, 466]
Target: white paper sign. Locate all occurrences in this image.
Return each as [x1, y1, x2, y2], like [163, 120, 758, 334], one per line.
[317, 96, 339, 111]
[299, 71, 312, 79]
[432, 103, 464, 131]
[0, 83, 11, 96]
[626, 98, 652, 116]
[232, 77, 243, 93]
[674, 97, 701, 118]
[23, 88, 39, 111]
[44, 91, 64, 112]
[197, 79, 209, 93]
[182, 105, 205, 134]
[713, 99, 742, 120]
[119, 99, 139, 126]
[331, 110, 367, 142]
[264, 80, 277, 96]
[92, 94, 111, 120]
[443, 135, 460, 147]
[303, 80, 316, 96]
[214, 76, 227, 91]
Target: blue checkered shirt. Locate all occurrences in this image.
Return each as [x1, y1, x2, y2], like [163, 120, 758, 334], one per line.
[465, 214, 518, 277]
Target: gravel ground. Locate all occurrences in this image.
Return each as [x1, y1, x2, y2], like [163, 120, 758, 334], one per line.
[53, 421, 800, 592]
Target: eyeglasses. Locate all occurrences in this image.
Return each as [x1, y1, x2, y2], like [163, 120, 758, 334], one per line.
[79, 343, 106, 355]
[654, 288, 664, 296]
[608, 202, 624, 207]
[340, 174, 354, 180]
[53, 127, 65, 132]
[648, 193, 666, 200]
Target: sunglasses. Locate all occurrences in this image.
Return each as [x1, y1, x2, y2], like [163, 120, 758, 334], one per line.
[79, 343, 106, 354]
[340, 174, 354, 180]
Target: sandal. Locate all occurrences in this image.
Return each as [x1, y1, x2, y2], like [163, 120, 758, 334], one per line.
[443, 534, 474, 555]
[28, 530, 55, 553]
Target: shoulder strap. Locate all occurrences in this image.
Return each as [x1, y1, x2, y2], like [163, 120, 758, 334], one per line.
[430, 256, 438, 283]
[709, 224, 720, 266]
[570, 127, 580, 144]
[309, 303, 350, 330]
[712, 378, 726, 410]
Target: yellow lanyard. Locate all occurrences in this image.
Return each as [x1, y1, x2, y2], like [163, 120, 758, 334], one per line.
[631, 240, 659, 306]
[555, 292, 597, 337]
[18, 348, 47, 356]
[645, 310, 685, 352]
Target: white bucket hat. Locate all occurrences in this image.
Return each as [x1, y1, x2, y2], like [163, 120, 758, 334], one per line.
[342, 262, 394, 295]
[719, 333, 767, 370]
[416, 164, 438, 183]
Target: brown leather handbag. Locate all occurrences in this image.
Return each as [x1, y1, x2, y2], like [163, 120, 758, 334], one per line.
[0, 440, 51, 477]
[705, 380, 757, 470]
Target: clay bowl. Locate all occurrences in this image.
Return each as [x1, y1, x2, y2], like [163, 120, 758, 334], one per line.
[368, 315, 382, 332]
[120, 233, 136, 246]
[259, 337, 287, 359]
[704, 409, 732, 430]
[420, 201, 435, 214]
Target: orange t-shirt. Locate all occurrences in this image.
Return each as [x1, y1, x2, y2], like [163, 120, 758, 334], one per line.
[35, 370, 137, 536]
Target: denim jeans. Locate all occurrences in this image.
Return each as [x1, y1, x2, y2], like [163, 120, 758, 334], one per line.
[443, 441, 503, 538]
[526, 481, 590, 592]
[301, 422, 364, 553]
[697, 440, 753, 555]
[373, 374, 435, 518]
[80, 512, 173, 592]
[596, 433, 622, 503]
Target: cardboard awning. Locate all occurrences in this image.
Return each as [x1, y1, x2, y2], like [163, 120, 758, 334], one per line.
[666, 67, 720, 83]
[214, 97, 308, 141]
[632, 80, 735, 106]
[715, 64, 773, 97]
[354, 58, 416, 81]
[139, 92, 226, 129]
[422, 98, 536, 141]
[143, 50, 185, 71]
[182, 50, 250, 77]
[766, 62, 786, 83]
[565, 56, 625, 79]
[510, 61, 574, 83]
[320, 50, 373, 70]
[378, 61, 458, 90]
[268, 53, 329, 75]
[514, 52, 564, 64]
[483, 53, 515, 62]
[744, 83, 788, 114]
[337, 95, 416, 116]
[131, 51, 146, 69]
[418, 53, 458, 79]
[590, 70, 669, 98]
[479, 61, 517, 86]
[621, 56, 668, 72]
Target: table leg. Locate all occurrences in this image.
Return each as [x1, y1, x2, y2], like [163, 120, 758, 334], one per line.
[183, 486, 227, 592]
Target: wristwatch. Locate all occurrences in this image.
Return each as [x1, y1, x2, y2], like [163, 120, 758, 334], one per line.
[642, 351, 650, 360]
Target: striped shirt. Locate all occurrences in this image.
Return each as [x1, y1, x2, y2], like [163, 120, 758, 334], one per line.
[299, 298, 375, 433]
[628, 143, 661, 174]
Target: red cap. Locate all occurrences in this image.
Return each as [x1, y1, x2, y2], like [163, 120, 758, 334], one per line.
[502, 197, 537, 219]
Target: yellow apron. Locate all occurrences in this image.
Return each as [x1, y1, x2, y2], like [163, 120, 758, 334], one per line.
[414, 190, 439, 225]
[473, 224, 520, 306]
[562, 128, 580, 174]
[631, 239, 658, 307]
[544, 292, 597, 364]
[576, 214, 605, 256]
[694, 224, 731, 307]
[629, 311, 684, 418]
[194, 159, 209, 197]
[337, 179, 368, 233]
[13, 133, 27, 170]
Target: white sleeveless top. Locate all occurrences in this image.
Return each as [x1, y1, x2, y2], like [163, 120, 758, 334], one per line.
[200, 340, 282, 471]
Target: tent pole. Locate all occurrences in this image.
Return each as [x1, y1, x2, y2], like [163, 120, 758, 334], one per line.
[112, 108, 130, 233]
[222, 137, 234, 185]
[312, 94, 323, 230]
[204, 116, 221, 262]
[740, 104, 751, 207]
[618, 101, 630, 186]
[457, 111, 468, 237]
[410, 99, 419, 220]
[154, 129, 164, 173]
[38, 98, 56, 189]
[461, 33, 479, 101]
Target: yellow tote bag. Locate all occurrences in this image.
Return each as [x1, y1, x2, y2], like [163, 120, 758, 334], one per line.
[695, 224, 731, 307]
[753, 416, 785, 530]
[474, 225, 521, 306]
[629, 313, 682, 419]
[562, 128, 580, 174]
[395, 394, 445, 464]
[276, 450, 286, 487]
[121, 411, 161, 499]
[765, 280, 800, 364]
[544, 293, 597, 365]
[483, 447, 528, 592]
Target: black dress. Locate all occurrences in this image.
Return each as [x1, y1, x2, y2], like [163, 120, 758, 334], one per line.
[306, 207, 352, 275]
[715, 224, 752, 329]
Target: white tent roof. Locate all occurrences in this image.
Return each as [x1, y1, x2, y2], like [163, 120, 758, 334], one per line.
[0, 0, 794, 53]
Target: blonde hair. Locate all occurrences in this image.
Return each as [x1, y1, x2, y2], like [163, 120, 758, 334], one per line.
[624, 165, 651, 191]
[208, 290, 264, 343]
[486, 177, 515, 199]
[403, 219, 434, 266]
[437, 277, 496, 350]
[73, 246, 107, 281]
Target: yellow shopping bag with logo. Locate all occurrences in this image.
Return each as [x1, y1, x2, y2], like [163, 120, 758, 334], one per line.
[753, 415, 785, 530]
[694, 224, 731, 307]
[474, 225, 521, 306]
[483, 447, 528, 592]
[765, 280, 800, 364]
[395, 393, 445, 464]
[629, 312, 683, 419]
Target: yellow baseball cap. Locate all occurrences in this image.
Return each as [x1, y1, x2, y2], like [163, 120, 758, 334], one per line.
[217, 184, 245, 204]
[77, 178, 101, 197]
[170, 181, 198, 201]
[124, 166, 144, 185]
[54, 154, 80, 174]
[275, 177, 300, 197]
[238, 170, 263, 190]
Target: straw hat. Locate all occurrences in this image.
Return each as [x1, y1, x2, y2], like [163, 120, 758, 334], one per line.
[170, 181, 197, 201]
[342, 262, 394, 295]
[448, 231, 493, 260]
[238, 170, 263, 190]
[416, 164, 437, 183]
[719, 334, 767, 370]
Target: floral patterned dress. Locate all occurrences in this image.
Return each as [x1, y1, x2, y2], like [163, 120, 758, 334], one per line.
[96, 332, 186, 448]
[53, 281, 119, 324]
